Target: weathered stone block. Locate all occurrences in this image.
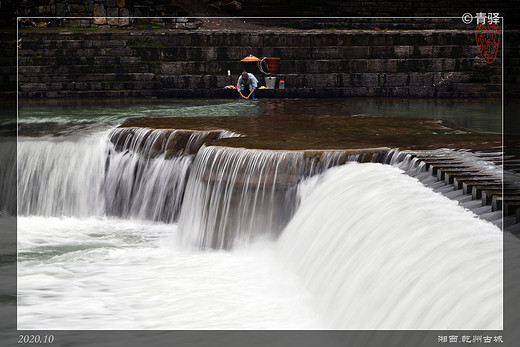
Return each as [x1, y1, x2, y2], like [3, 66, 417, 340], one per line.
[371, 34, 390, 46]
[63, 19, 81, 27]
[418, 46, 433, 58]
[351, 34, 370, 46]
[107, 17, 119, 26]
[409, 86, 433, 97]
[369, 46, 393, 59]
[383, 73, 408, 86]
[263, 35, 286, 46]
[307, 60, 328, 74]
[80, 19, 91, 27]
[116, 0, 125, 7]
[67, 4, 85, 12]
[238, 35, 259, 46]
[35, 5, 51, 15]
[93, 3, 106, 17]
[362, 73, 379, 87]
[349, 60, 368, 73]
[286, 35, 311, 46]
[367, 59, 397, 73]
[119, 8, 130, 18]
[394, 46, 411, 58]
[409, 72, 433, 86]
[386, 86, 409, 97]
[93, 17, 106, 25]
[107, 7, 118, 17]
[106, 0, 115, 6]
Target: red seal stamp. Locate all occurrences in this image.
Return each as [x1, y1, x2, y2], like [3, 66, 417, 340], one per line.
[475, 23, 500, 64]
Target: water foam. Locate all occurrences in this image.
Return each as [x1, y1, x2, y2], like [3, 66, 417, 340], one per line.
[17, 216, 323, 330]
[277, 162, 503, 330]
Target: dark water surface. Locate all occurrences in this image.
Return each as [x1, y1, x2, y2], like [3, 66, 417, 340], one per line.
[17, 97, 501, 137]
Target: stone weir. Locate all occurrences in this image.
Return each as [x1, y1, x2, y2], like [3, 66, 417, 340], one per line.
[113, 113, 502, 190]
[18, 27, 501, 99]
[389, 148, 520, 236]
[108, 114, 519, 248]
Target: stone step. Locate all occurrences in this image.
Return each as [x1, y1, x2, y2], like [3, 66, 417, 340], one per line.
[18, 56, 143, 65]
[516, 206, 520, 223]
[21, 89, 169, 98]
[481, 189, 520, 205]
[492, 196, 520, 213]
[20, 39, 127, 49]
[436, 168, 481, 181]
[19, 80, 163, 92]
[451, 175, 498, 189]
[18, 72, 157, 83]
[126, 44, 485, 60]
[19, 47, 136, 57]
[463, 180, 503, 195]
[429, 164, 474, 176]
[20, 45, 488, 64]
[19, 64, 151, 75]
[470, 184, 506, 198]
[20, 30, 481, 48]
[420, 160, 464, 168]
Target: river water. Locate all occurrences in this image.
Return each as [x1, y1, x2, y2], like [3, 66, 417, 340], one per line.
[15, 98, 503, 330]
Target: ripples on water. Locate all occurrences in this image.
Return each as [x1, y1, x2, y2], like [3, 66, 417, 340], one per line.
[16, 97, 501, 136]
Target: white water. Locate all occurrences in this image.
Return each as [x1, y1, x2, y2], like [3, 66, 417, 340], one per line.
[278, 163, 503, 330]
[17, 129, 200, 221]
[17, 129, 505, 330]
[17, 216, 323, 330]
[178, 146, 305, 250]
[17, 133, 109, 217]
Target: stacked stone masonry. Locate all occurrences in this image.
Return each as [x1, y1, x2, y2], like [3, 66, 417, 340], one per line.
[18, 29, 503, 98]
[17, 0, 190, 27]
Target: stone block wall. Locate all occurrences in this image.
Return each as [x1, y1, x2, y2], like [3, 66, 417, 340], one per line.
[18, 29, 503, 98]
[16, 0, 193, 28]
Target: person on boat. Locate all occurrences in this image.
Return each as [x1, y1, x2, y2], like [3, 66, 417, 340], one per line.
[237, 71, 258, 99]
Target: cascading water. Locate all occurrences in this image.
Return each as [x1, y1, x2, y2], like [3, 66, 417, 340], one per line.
[17, 133, 109, 217]
[277, 162, 503, 330]
[178, 146, 305, 249]
[104, 128, 196, 222]
[177, 146, 355, 250]
[16, 121, 508, 331]
[17, 128, 226, 221]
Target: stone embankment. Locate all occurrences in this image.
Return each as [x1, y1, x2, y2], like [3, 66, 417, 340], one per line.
[18, 28, 501, 98]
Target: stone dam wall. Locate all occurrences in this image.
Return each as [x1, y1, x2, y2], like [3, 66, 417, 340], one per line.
[18, 29, 502, 98]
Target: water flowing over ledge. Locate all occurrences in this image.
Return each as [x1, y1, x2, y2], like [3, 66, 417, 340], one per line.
[15, 115, 514, 330]
[277, 163, 503, 330]
[17, 120, 513, 249]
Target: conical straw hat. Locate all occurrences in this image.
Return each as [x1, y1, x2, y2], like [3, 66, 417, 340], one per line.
[240, 54, 261, 62]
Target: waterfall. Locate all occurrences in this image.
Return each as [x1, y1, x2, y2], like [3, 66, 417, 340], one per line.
[17, 134, 109, 217]
[104, 128, 197, 222]
[277, 162, 503, 330]
[177, 147, 390, 249]
[17, 128, 226, 222]
[177, 146, 306, 249]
